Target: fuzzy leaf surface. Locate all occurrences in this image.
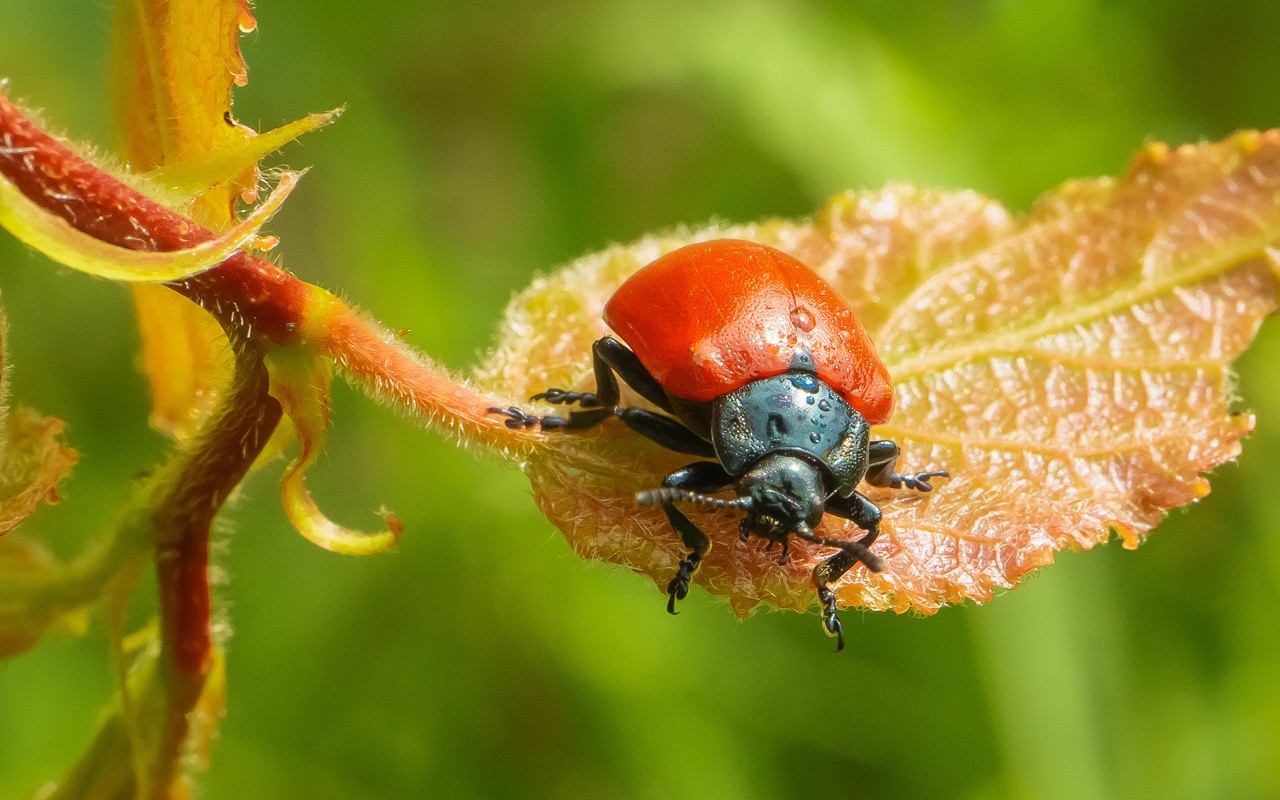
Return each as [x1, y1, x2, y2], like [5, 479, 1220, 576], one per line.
[474, 133, 1280, 616]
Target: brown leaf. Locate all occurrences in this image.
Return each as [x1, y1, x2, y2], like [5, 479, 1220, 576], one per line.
[0, 305, 79, 657]
[474, 133, 1280, 616]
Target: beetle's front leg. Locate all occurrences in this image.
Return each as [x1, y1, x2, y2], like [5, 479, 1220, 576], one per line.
[864, 440, 948, 493]
[535, 337, 673, 411]
[802, 492, 884, 652]
[649, 461, 734, 614]
[490, 336, 676, 432]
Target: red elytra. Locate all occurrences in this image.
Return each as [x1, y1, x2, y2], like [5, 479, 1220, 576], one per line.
[604, 239, 894, 424]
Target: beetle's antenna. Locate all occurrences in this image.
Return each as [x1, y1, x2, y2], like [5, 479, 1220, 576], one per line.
[635, 488, 754, 511]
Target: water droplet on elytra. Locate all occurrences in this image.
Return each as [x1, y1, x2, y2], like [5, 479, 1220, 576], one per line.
[806, 396, 815, 405]
[809, 432, 821, 444]
[790, 306, 816, 332]
[818, 399, 831, 411]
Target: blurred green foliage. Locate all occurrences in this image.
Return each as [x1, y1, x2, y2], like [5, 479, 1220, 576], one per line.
[2, 1, 1280, 798]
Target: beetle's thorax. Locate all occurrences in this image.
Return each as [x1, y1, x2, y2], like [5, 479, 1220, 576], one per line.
[710, 358, 872, 496]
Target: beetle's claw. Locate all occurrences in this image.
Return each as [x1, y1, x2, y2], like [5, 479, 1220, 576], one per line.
[818, 586, 845, 652]
[666, 552, 699, 615]
[900, 470, 949, 492]
[665, 577, 688, 615]
[488, 406, 535, 429]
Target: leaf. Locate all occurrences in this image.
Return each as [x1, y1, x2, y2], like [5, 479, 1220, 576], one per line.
[472, 132, 1280, 616]
[0, 302, 77, 541]
[140, 111, 340, 206]
[266, 347, 401, 555]
[110, 0, 260, 207]
[0, 169, 301, 282]
[0, 302, 80, 657]
[0, 408, 78, 537]
[0, 535, 91, 659]
[132, 286, 232, 440]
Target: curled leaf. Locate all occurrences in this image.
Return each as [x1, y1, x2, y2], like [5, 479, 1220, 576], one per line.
[0, 169, 301, 282]
[141, 110, 341, 206]
[267, 348, 401, 555]
[472, 132, 1280, 616]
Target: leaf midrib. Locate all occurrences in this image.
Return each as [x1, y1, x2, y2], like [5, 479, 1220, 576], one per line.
[882, 226, 1278, 382]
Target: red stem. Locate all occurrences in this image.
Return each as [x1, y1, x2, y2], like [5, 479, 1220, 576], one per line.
[148, 349, 279, 791]
[0, 94, 537, 449]
[0, 94, 304, 341]
[0, 91, 541, 793]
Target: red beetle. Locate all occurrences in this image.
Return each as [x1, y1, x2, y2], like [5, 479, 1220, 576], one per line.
[493, 239, 946, 649]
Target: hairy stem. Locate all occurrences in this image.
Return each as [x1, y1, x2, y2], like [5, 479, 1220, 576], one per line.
[0, 93, 537, 453]
[148, 345, 279, 782]
[48, 347, 280, 800]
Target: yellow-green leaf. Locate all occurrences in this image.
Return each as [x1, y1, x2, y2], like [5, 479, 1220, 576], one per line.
[0, 170, 300, 282]
[141, 111, 340, 206]
[111, 0, 330, 440]
[267, 348, 401, 556]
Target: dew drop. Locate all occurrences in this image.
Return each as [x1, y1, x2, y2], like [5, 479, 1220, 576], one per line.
[806, 396, 815, 405]
[790, 306, 816, 332]
[818, 399, 831, 411]
[237, 6, 259, 33]
[791, 374, 818, 392]
[809, 432, 821, 444]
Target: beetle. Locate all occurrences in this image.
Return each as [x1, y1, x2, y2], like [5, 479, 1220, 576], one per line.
[491, 239, 946, 649]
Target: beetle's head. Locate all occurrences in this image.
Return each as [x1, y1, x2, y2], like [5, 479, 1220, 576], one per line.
[634, 454, 826, 545]
[735, 453, 825, 543]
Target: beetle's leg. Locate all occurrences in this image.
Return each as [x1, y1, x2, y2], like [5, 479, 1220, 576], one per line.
[493, 337, 682, 432]
[616, 409, 715, 458]
[488, 404, 611, 431]
[652, 461, 734, 614]
[488, 404, 713, 457]
[801, 492, 884, 652]
[531, 337, 674, 412]
[864, 440, 949, 493]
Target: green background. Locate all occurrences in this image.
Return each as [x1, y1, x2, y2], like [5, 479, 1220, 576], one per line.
[3, 1, 1280, 798]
